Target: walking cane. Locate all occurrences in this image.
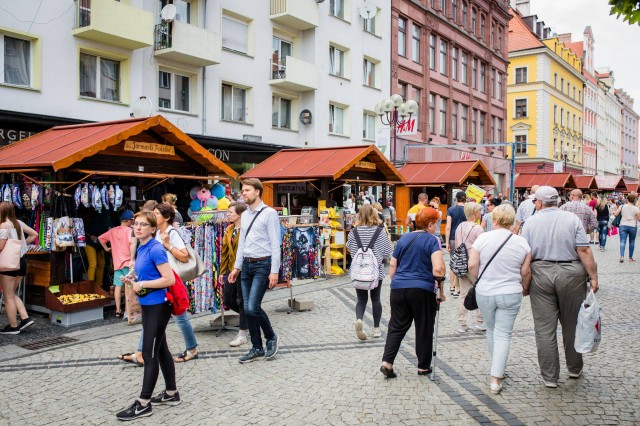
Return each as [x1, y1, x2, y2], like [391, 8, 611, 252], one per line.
[431, 276, 445, 381]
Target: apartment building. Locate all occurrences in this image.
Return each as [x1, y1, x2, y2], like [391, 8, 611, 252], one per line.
[615, 89, 639, 180]
[391, 0, 512, 193]
[0, 0, 390, 173]
[595, 68, 623, 176]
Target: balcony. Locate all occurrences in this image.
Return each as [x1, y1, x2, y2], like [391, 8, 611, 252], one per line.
[154, 22, 221, 67]
[270, 0, 319, 30]
[269, 57, 318, 92]
[73, 0, 153, 50]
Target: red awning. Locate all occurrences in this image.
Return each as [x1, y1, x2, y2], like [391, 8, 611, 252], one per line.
[594, 176, 626, 191]
[514, 173, 577, 189]
[574, 175, 597, 190]
[240, 145, 404, 183]
[399, 160, 496, 186]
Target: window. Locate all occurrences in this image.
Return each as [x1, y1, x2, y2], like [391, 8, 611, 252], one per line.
[515, 134, 527, 154]
[440, 0, 446, 12]
[461, 105, 468, 141]
[272, 37, 292, 77]
[490, 68, 495, 97]
[572, 114, 576, 130]
[272, 96, 291, 129]
[479, 62, 486, 93]
[472, 9, 477, 33]
[480, 15, 485, 40]
[472, 58, 477, 89]
[398, 81, 407, 99]
[158, 70, 190, 112]
[497, 28, 502, 51]
[567, 82, 570, 95]
[479, 112, 485, 143]
[330, 0, 345, 19]
[2, 35, 31, 86]
[515, 99, 527, 117]
[578, 90, 581, 101]
[329, 45, 345, 77]
[515, 67, 527, 84]
[439, 39, 448, 75]
[554, 105, 557, 123]
[221, 83, 247, 122]
[398, 17, 407, 57]
[411, 24, 420, 63]
[439, 97, 447, 136]
[413, 87, 421, 130]
[497, 72, 502, 100]
[329, 104, 345, 134]
[363, 58, 376, 87]
[452, 0, 458, 21]
[491, 23, 494, 48]
[222, 15, 249, 54]
[452, 101, 458, 139]
[560, 78, 564, 92]
[566, 111, 570, 127]
[461, 52, 468, 84]
[471, 108, 477, 143]
[462, 2, 468, 27]
[79, 53, 120, 101]
[429, 34, 436, 70]
[363, 113, 376, 140]
[573, 87, 576, 99]
[560, 108, 564, 126]
[496, 117, 503, 142]
[429, 93, 436, 134]
[452, 47, 458, 80]
[554, 73, 558, 87]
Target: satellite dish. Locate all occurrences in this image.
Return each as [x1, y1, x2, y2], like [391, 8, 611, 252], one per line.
[358, 1, 376, 20]
[315, 0, 325, 3]
[160, 4, 177, 22]
[131, 96, 153, 118]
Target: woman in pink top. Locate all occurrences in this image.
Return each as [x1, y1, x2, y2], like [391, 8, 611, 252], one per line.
[99, 210, 134, 317]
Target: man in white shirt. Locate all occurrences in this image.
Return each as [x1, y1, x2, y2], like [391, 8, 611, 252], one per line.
[514, 185, 539, 234]
[229, 178, 281, 363]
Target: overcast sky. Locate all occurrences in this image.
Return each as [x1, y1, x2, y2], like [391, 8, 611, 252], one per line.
[528, 0, 640, 114]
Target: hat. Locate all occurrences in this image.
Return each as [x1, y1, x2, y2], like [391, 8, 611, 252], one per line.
[120, 210, 134, 220]
[533, 186, 558, 203]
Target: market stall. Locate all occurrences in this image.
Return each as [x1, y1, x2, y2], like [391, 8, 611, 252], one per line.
[0, 115, 237, 324]
[624, 179, 638, 194]
[574, 175, 598, 192]
[594, 176, 627, 194]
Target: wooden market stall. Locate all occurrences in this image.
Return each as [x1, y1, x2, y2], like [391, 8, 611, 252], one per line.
[0, 115, 238, 322]
[574, 175, 598, 191]
[594, 176, 627, 193]
[624, 179, 638, 194]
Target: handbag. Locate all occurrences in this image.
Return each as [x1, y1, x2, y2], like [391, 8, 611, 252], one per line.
[167, 228, 205, 282]
[0, 238, 23, 272]
[612, 207, 622, 228]
[464, 233, 513, 311]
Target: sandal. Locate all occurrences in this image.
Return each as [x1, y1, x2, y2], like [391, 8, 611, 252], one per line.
[115, 311, 123, 319]
[175, 349, 198, 363]
[620, 258, 624, 263]
[630, 258, 636, 262]
[118, 352, 143, 367]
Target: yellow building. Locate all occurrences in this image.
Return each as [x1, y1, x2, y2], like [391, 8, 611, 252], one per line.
[507, 9, 585, 174]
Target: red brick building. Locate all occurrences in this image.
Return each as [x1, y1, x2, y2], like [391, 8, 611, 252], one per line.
[392, 0, 512, 193]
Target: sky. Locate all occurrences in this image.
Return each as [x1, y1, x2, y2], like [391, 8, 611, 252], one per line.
[527, 0, 640, 114]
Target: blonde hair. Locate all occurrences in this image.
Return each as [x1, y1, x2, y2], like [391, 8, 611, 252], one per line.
[356, 205, 382, 226]
[372, 202, 383, 212]
[491, 204, 516, 228]
[596, 195, 607, 210]
[162, 193, 178, 206]
[463, 202, 482, 220]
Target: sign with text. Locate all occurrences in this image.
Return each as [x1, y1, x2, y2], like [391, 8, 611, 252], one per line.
[0, 128, 36, 145]
[466, 184, 486, 203]
[553, 161, 563, 173]
[396, 117, 417, 135]
[277, 182, 307, 194]
[124, 140, 175, 155]
[355, 161, 376, 170]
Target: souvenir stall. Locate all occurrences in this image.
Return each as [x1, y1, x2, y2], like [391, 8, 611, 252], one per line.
[397, 160, 496, 235]
[594, 176, 627, 197]
[514, 173, 578, 203]
[0, 115, 238, 325]
[574, 176, 598, 192]
[241, 145, 405, 278]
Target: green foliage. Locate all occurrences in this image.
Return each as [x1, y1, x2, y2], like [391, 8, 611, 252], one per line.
[609, 0, 640, 25]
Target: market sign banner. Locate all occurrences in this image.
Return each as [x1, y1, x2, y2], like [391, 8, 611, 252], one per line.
[277, 182, 307, 194]
[466, 184, 486, 203]
[124, 141, 175, 155]
[355, 161, 376, 170]
[396, 117, 417, 136]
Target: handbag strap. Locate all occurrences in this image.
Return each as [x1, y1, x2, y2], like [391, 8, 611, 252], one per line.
[243, 207, 265, 241]
[396, 231, 425, 267]
[474, 233, 513, 286]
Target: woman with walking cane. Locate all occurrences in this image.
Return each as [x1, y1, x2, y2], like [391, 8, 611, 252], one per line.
[380, 207, 446, 378]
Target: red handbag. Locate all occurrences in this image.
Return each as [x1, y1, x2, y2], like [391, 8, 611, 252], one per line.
[165, 270, 190, 316]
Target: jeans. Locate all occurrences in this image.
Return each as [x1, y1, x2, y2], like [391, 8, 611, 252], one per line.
[619, 225, 637, 258]
[476, 293, 522, 378]
[598, 220, 608, 248]
[140, 302, 175, 400]
[137, 311, 198, 352]
[241, 258, 275, 350]
[355, 281, 382, 327]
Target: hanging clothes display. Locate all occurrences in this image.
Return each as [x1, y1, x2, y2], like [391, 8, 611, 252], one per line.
[279, 225, 321, 280]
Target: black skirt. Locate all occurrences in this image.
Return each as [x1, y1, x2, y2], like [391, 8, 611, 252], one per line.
[0, 256, 27, 277]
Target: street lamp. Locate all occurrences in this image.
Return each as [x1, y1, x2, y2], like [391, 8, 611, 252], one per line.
[375, 95, 418, 165]
[616, 165, 630, 177]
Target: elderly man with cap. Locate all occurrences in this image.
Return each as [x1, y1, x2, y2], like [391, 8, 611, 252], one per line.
[559, 189, 598, 238]
[521, 186, 598, 388]
[514, 185, 539, 234]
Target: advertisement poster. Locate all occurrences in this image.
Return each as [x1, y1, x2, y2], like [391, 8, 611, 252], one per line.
[465, 184, 486, 203]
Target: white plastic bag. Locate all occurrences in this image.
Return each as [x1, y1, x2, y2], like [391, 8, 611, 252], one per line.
[574, 290, 601, 354]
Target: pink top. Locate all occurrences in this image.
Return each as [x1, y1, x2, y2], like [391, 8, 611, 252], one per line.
[98, 226, 132, 270]
[588, 199, 597, 210]
[454, 221, 484, 249]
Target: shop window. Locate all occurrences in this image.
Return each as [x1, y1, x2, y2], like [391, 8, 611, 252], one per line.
[515, 134, 527, 154]
[221, 83, 247, 122]
[363, 58, 376, 88]
[363, 112, 376, 140]
[79, 52, 120, 101]
[222, 15, 249, 55]
[329, 45, 345, 77]
[329, 103, 345, 134]
[158, 70, 190, 112]
[398, 17, 407, 57]
[515, 67, 527, 84]
[439, 39, 447, 75]
[2, 35, 31, 87]
[412, 24, 420, 63]
[330, 0, 345, 19]
[272, 96, 291, 129]
[515, 99, 527, 118]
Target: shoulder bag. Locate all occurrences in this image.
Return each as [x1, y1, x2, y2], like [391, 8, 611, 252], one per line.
[0, 227, 22, 272]
[167, 228, 205, 282]
[612, 206, 623, 228]
[464, 233, 513, 311]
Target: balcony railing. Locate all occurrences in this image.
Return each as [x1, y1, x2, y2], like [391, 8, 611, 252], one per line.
[75, 0, 92, 28]
[155, 23, 172, 50]
[270, 59, 287, 80]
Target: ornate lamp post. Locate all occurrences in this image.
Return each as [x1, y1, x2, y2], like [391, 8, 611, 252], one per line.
[375, 94, 418, 165]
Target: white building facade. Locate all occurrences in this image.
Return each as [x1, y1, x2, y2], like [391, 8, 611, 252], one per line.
[0, 0, 391, 172]
[595, 68, 622, 176]
[616, 89, 639, 180]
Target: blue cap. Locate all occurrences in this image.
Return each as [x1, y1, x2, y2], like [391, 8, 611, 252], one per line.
[120, 210, 134, 220]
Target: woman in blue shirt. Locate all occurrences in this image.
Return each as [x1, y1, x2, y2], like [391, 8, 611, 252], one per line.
[380, 208, 446, 378]
[116, 212, 178, 421]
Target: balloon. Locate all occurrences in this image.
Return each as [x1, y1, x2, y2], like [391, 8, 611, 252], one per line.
[197, 187, 211, 202]
[210, 183, 225, 200]
[189, 186, 199, 200]
[206, 196, 219, 209]
[189, 198, 203, 212]
[217, 197, 230, 210]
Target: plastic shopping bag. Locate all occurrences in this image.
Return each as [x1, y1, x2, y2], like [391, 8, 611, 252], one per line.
[574, 290, 601, 354]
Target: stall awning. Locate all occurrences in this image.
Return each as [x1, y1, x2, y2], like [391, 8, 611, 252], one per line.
[399, 160, 496, 186]
[594, 176, 626, 191]
[624, 179, 638, 193]
[574, 176, 597, 190]
[514, 173, 577, 189]
[240, 145, 404, 183]
[0, 115, 238, 179]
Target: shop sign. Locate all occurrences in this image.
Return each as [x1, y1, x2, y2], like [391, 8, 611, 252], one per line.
[553, 161, 563, 173]
[355, 161, 376, 170]
[124, 141, 175, 155]
[396, 117, 417, 136]
[466, 184, 486, 203]
[207, 148, 230, 162]
[0, 128, 36, 145]
[278, 182, 307, 194]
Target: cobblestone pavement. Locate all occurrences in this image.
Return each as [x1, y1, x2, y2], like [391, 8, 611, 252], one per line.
[0, 237, 638, 425]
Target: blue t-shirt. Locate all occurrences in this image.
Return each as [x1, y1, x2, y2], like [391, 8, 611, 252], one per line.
[447, 205, 466, 239]
[135, 238, 169, 306]
[391, 231, 441, 292]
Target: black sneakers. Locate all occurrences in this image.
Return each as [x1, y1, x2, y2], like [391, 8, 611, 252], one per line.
[116, 400, 152, 421]
[239, 348, 265, 363]
[150, 390, 181, 406]
[265, 334, 279, 360]
[19, 317, 34, 331]
[0, 324, 20, 335]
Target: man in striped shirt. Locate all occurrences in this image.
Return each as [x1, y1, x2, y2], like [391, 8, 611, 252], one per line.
[560, 189, 597, 237]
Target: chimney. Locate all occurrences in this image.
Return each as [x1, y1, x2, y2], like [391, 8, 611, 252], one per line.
[544, 27, 551, 38]
[557, 33, 572, 44]
[522, 15, 537, 34]
[537, 21, 545, 37]
[515, 0, 530, 16]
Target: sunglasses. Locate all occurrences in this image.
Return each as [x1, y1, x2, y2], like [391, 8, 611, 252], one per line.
[133, 222, 152, 228]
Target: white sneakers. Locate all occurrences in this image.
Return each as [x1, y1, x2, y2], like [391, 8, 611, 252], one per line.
[472, 323, 487, 332]
[568, 369, 583, 379]
[372, 327, 382, 338]
[355, 319, 367, 341]
[490, 382, 502, 395]
[229, 332, 248, 347]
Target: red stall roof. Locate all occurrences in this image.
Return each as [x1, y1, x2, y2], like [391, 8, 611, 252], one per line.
[594, 176, 626, 191]
[624, 180, 638, 193]
[514, 173, 577, 189]
[240, 145, 404, 183]
[0, 115, 238, 178]
[574, 175, 597, 190]
[399, 160, 496, 186]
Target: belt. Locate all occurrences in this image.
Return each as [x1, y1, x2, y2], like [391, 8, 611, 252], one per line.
[532, 259, 579, 264]
[244, 256, 271, 263]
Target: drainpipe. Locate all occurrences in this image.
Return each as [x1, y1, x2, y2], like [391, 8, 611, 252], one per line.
[201, 0, 207, 135]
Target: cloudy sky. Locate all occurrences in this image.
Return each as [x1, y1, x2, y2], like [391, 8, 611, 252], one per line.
[527, 0, 640, 114]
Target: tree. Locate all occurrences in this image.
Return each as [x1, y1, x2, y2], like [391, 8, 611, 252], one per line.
[609, 0, 640, 25]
